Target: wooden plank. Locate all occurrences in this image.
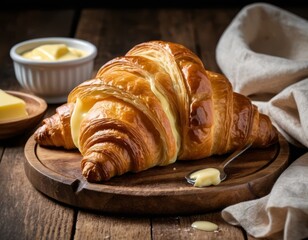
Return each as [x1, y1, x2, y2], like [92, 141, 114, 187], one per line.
[152, 212, 244, 240]
[74, 211, 151, 240]
[0, 9, 76, 240]
[75, 8, 161, 71]
[193, 8, 239, 73]
[0, 143, 75, 240]
[158, 9, 196, 52]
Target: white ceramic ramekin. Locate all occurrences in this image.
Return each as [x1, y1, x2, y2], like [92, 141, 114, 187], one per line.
[10, 37, 97, 104]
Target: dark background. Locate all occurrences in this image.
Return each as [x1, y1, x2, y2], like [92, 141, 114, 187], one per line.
[3, 0, 308, 10]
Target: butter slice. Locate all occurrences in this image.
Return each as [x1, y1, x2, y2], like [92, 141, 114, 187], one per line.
[22, 44, 85, 61]
[0, 90, 28, 121]
[31, 44, 68, 60]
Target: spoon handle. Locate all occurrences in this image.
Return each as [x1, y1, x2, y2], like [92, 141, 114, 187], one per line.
[218, 143, 252, 169]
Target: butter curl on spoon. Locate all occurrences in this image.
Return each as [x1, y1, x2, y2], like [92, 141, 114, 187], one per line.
[185, 143, 252, 187]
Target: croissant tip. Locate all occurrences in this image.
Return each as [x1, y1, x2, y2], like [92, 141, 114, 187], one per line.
[34, 125, 47, 142]
[82, 162, 108, 182]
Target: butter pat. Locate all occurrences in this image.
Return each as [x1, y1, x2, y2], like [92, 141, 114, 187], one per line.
[189, 168, 221, 187]
[0, 90, 28, 121]
[22, 44, 86, 61]
[191, 221, 219, 232]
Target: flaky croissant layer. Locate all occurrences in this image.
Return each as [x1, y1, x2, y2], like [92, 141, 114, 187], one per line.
[34, 40, 278, 182]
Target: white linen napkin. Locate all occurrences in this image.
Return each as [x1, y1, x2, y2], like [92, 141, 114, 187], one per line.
[216, 2, 308, 148]
[221, 153, 308, 240]
[216, 2, 308, 239]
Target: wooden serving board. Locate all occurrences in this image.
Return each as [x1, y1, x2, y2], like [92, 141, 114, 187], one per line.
[24, 133, 289, 216]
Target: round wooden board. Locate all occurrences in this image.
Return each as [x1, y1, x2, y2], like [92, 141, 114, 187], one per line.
[24, 133, 289, 216]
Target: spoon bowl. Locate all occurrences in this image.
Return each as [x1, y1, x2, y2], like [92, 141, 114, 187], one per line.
[186, 143, 252, 187]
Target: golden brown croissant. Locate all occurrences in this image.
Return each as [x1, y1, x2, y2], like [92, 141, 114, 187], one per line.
[34, 40, 278, 182]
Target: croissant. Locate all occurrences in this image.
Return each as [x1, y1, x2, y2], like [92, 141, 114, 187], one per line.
[34, 40, 278, 182]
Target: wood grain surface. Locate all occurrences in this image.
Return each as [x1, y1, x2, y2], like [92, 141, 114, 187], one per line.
[2, 6, 307, 240]
[24, 133, 289, 215]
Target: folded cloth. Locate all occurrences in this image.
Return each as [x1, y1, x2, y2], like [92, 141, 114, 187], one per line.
[221, 153, 308, 240]
[216, 2, 308, 239]
[216, 2, 308, 148]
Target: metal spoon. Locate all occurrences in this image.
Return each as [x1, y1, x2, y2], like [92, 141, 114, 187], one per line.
[185, 143, 252, 187]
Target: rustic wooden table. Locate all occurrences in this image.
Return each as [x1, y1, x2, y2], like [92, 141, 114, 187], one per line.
[1, 5, 307, 240]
